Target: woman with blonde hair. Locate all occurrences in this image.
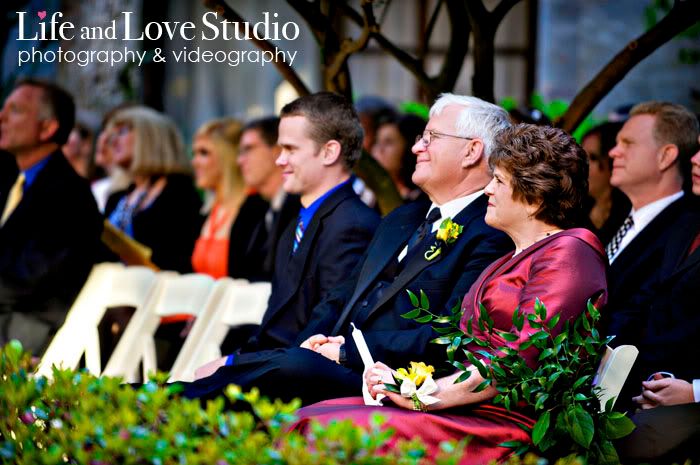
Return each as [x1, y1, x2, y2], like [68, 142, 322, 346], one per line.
[105, 106, 202, 273]
[190, 117, 246, 278]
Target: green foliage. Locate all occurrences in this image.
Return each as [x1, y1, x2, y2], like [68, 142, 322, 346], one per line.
[0, 340, 474, 464]
[498, 94, 599, 142]
[645, 0, 700, 64]
[404, 295, 636, 464]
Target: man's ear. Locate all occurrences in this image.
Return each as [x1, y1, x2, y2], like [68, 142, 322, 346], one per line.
[39, 119, 59, 144]
[461, 139, 485, 168]
[321, 140, 342, 166]
[657, 144, 679, 172]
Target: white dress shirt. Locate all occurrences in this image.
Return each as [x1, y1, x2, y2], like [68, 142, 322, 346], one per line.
[609, 191, 684, 264]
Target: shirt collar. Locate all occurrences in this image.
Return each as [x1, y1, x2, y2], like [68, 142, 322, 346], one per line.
[428, 190, 484, 230]
[22, 156, 51, 191]
[297, 178, 349, 227]
[631, 191, 684, 232]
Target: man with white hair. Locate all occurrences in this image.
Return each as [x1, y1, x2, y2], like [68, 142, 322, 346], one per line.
[183, 94, 513, 405]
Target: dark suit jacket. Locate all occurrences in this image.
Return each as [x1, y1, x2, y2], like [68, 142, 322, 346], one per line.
[227, 192, 300, 282]
[609, 203, 700, 413]
[105, 174, 203, 273]
[603, 196, 687, 338]
[0, 151, 103, 353]
[297, 194, 513, 371]
[242, 182, 380, 351]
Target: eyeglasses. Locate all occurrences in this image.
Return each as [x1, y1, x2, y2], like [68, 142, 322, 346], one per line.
[415, 130, 474, 147]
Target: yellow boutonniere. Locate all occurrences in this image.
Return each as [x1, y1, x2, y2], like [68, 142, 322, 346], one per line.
[435, 218, 463, 244]
[425, 218, 463, 261]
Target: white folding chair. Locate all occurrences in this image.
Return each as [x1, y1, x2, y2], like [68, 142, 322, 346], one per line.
[593, 344, 639, 411]
[168, 279, 272, 382]
[36, 262, 163, 379]
[102, 273, 219, 382]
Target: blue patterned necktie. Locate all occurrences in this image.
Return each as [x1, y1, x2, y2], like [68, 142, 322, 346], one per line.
[292, 218, 305, 254]
[605, 213, 634, 261]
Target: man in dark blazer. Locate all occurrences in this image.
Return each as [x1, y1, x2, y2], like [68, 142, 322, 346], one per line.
[228, 117, 300, 282]
[615, 143, 700, 463]
[183, 94, 513, 404]
[0, 79, 102, 354]
[193, 92, 379, 379]
[603, 102, 698, 341]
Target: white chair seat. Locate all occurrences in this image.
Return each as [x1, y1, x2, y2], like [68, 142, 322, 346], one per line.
[168, 279, 271, 382]
[36, 262, 163, 379]
[102, 273, 218, 382]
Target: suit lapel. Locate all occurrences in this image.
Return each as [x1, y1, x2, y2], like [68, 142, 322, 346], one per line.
[330, 201, 428, 334]
[360, 194, 490, 325]
[261, 183, 354, 326]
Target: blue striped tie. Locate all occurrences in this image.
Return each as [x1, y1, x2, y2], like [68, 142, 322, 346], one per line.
[292, 219, 305, 253]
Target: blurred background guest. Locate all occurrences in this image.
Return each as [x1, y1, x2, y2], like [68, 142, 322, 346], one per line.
[190, 117, 245, 278]
[0, 79, 102, 354]
[104, 106, 202, 273]
[62, 121, 93, 178]
[581, 121, 631, 244]
[371, 113, 426, 202]
[91, 105, 135, 212]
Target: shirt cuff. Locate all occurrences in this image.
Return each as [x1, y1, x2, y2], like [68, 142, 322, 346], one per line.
[693, 379, 700, 403]
[226, 354, 235, 366]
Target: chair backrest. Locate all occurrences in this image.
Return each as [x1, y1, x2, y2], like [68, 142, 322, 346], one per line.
[593, 344, 639, 411]
[168, 279, 271, 382]
[36, 262, 162, 379]
[102, 273, 218, 382]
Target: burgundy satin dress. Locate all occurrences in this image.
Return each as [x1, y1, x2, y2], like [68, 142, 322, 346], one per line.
[293, 228, 607, 464]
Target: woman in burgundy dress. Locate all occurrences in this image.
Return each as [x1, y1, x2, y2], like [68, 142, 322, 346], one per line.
[293, 124, 608, 464]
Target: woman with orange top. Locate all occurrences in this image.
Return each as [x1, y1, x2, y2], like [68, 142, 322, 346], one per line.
[191, 118, 246, 278]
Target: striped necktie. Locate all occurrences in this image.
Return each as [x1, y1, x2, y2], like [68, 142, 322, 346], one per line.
[292, 219, 305, 254]
[1, 172, 25, 226]
[606, 213, 634, 261]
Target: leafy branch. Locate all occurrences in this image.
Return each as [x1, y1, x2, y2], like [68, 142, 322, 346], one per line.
[402, 291, 636, 464]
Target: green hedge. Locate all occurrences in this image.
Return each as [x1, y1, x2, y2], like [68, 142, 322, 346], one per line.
[0, 341, 590, 465]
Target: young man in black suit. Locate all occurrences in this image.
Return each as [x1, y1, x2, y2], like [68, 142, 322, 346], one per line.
[183, 94, 513, 404]
[193, 92, 380, 378]
[0, 79, 102, 354]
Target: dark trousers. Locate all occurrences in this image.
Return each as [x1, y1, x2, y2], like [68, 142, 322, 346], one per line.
[616, 403, 700, 463]
[180, 347, 362, 406]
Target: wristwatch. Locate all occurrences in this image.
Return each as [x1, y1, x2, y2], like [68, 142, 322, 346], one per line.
[338, 343, 347, 365]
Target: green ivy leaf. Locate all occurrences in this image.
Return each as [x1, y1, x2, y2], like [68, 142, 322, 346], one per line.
[603, 412, 636, 440]
[407, 290, 419, 308]
[420, 290, 429, 310]
[497, 331, 519, 342]
[595, 439, 621, 465]
[565, 405, 594, 448]
[474, 379, 491, 392]
[532, 411, 550, 446]
[414, 315, 433, 323]
[512, 307, 524, 331]
[547, 313, 561, 330]
[465, 353, 489, 378]
[401, 308, 421, 319]
[431, 336, 453, 345]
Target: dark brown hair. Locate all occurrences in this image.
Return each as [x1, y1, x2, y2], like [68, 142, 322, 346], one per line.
[490, 124, 589, 229]
[280, 92, 363, 170]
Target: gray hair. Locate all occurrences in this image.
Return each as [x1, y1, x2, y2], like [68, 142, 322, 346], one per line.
[430, 93, 511, 158]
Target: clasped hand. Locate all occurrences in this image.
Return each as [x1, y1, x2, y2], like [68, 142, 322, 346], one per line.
[299, 333, 345, 362]
[632, 372, 694, 409]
